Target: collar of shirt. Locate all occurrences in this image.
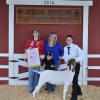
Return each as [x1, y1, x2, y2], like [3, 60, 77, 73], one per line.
[66, 43, 73, 48]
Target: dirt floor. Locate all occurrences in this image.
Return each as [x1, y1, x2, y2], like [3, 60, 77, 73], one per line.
[0, 85, 100, 100]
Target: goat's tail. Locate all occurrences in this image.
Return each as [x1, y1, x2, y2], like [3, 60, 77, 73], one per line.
[33, 70, 40, 74]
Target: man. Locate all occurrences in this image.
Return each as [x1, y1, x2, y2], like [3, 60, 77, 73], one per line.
[63, 35, 85, 100]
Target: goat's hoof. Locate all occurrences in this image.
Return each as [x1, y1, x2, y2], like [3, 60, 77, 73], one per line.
[32, 93, 36, 97]
[32, 94, 35, 97]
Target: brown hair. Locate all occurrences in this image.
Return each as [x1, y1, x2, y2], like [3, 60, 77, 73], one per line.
[66, 35, 74, 40]
[32, 29, 40, 39]
[32, 29, 40, 34]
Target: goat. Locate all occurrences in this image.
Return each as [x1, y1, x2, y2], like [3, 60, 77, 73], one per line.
[32, 59, 76, 100]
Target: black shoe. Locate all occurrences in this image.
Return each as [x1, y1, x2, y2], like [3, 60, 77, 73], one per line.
[77, 92, 83, 95]
[45, 88, 48, 91]
[29, 90, 33, 93]
[47, 89, 54, 94]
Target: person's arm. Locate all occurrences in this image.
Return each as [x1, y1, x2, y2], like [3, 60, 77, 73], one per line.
[39, 40, 44, 54]
[41, 58, 46, 67]
[24, 50, 27, 61]
[24, 39, 31, 61]
[74, 46, 85, 62]
[63, 47, 69, 63]
[24, 39, 31, 50]
[50, 60, 56, 68]
[44, 40, 48, 55]
[58, 43, 64, 57]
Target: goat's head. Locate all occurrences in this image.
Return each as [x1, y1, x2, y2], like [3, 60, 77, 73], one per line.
[67, 59, 76, 72]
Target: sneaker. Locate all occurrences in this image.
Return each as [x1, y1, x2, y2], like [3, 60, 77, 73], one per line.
[29, 90, 33, 93]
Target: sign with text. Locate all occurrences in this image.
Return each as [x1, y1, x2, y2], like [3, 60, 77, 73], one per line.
[26, 48, 41, 67]
[16, 7, 82, 24]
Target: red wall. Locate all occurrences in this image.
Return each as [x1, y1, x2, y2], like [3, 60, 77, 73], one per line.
[14, 6, 83, 53]
[89, 0, 100, 54]
[0, 0, 8, 84]
[0, 0, 8, 53]
[88, 0, 100, 86]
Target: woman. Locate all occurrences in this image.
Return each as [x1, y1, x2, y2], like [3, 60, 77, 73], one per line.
[44, 32, 64, 92]
[25, 29, 44, 93]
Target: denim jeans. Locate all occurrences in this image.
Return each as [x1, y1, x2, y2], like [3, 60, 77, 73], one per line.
[46, 61, 60, 91]
[28, 67, 40, 91]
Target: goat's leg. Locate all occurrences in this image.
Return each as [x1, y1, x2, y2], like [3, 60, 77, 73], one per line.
[32, 79, 46, 97]
[63, 84, 69, 100]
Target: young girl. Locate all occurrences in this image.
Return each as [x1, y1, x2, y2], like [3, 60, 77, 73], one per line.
[25, 29, 44, 93]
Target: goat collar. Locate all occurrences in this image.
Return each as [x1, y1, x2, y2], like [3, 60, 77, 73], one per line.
[59, 68, 68, 71]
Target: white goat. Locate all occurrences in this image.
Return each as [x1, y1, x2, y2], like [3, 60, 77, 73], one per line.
[32, 59, 76, 100]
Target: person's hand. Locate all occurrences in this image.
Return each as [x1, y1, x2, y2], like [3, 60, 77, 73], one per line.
[24, 58, 27, 62]
[65, 60, 69, 64]
[28, 47, 33, 50]
[70, 57, 79, 62]
[40, 55, 45, 60]
[60, 56, 63, 59]
[43, 64, 45, 67]
[51, 65, 55, 68]
[24, 50, 27, 61]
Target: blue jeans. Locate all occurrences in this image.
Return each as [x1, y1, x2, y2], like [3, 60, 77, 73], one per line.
[46, 61, 60, 91]
[28, 67, 40, 91]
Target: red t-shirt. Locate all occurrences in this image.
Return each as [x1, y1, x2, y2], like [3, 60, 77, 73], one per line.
[24, 38, 44, 54]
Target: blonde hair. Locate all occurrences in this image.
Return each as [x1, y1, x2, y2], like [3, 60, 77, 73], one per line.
[48, 32, 57, 47]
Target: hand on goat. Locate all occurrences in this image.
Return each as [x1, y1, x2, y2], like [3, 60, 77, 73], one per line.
[51, 65, 55, 68]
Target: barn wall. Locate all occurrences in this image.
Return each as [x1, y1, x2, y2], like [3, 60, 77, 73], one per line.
[14, 6, 83, 53]
[14, 5, 83, 84]
[88, 0, 100, 86]
[0, 0, 8, 84]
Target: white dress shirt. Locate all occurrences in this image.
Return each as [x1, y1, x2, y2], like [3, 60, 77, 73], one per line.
[63, 43, 85, 65]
